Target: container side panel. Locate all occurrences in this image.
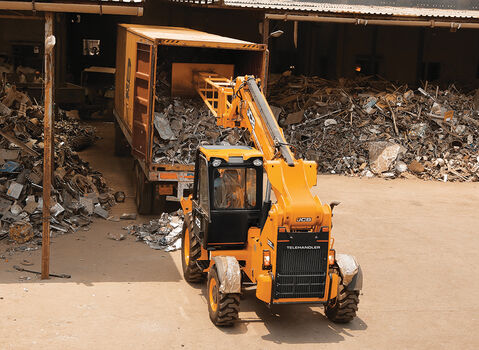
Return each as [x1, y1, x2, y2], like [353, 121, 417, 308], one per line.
[115, 26, 126, 124]
[131, 42, 154, 162]
[125, 31, 139, 133]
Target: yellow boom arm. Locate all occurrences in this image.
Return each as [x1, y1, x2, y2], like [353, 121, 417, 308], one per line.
[195, 73, 331, 230]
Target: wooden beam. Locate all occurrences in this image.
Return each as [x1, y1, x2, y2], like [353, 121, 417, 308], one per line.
[41, 12, 55, 280]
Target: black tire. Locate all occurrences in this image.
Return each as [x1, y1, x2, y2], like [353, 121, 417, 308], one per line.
[325, 284, 360, 323]
[114, 122, 129, 156]
[152, 194, 167, 215]
[181, 212, 206, 283]
[70, 134, 95, 151]
[134, 161, 153, 215]
[207, 266, 240, 327]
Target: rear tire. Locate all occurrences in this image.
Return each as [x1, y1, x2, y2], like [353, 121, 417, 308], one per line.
[134, 161, 153, 215]
[114, 122, 129, 156]
[325, 284, 359, 323]
[207, 266, 240, 327]
[181, 212, 206, 283]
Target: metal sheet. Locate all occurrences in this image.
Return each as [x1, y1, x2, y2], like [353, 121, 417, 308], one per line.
[200, 0, 479, 19]
[120, 24, 265, 50]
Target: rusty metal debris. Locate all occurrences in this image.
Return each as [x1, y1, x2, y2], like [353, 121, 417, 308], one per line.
[152, 96, 248, 165]
[0, 85, 115, 245]
[268, 75, 479, 182]
[124, 211, 183, 251]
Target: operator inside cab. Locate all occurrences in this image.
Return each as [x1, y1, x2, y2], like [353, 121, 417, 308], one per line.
[213, 168, 256, 209]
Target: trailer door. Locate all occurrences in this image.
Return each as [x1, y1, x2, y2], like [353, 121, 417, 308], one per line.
[132, 42, 154, 162]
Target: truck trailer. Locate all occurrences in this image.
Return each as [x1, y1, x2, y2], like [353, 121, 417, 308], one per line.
[114, 24, 268, 213]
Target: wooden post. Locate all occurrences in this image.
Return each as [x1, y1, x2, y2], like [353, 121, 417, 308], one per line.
[42, 12, 55, 280]
[262, 18, 269, 45]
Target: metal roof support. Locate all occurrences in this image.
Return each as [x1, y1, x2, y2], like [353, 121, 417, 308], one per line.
[41, 12, 54, 280]
[265, 13, 479, 29]
[0, 1, 143, 16]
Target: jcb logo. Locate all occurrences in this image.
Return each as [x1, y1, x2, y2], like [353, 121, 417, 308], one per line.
[296, 217, 312, 222]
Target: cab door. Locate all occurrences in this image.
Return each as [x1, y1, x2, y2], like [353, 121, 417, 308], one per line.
[192, 154, 210, 245]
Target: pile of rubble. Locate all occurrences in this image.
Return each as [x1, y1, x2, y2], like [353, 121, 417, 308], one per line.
[268, 75, 479, 182]
[152, 96, 247, 164]
[0, 85, 113, 246]
[124, 211, 183, 252]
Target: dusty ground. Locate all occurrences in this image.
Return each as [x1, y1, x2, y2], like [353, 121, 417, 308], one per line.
[1, 121, 478, 349]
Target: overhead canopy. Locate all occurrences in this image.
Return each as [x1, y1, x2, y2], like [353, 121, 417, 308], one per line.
[169, 0, 479, 20]
[0, 0, 144, 15]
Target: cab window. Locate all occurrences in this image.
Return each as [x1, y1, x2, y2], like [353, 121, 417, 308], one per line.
[198, 157, 209, 212]
[213, 167, 257, 209]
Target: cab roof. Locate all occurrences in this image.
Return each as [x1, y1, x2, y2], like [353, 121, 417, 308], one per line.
[200, 145, 263, 162]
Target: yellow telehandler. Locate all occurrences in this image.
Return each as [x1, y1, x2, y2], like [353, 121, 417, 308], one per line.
[179, 71, 362, 326]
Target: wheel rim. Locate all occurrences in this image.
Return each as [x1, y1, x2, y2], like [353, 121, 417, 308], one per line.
[209, 278, 218, 312]
[183, 228, 190, 266]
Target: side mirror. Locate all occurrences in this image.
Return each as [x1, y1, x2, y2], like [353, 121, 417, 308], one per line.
[330, 201, 341, 216]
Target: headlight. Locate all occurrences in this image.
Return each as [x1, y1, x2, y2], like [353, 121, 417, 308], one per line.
[212, 159, 222, 167]
[263, 250, 271, 270]
[253, 159, 263, 167]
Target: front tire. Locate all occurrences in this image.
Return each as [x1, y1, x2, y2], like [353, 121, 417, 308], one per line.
[325, 284, 359, 323]
[207, 266, 240, 327]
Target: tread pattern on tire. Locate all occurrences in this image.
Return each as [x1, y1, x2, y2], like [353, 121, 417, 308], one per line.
[214, 293, 240, 326]
[182, 212, 206, 283]
[207, 266, 240, 327]
[325, 284, 359, 323]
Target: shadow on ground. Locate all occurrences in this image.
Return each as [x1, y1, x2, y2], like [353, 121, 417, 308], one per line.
[186, 280, 367, 344]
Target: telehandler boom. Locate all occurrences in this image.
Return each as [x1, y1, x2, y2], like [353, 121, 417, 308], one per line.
[180, 72, 362, 326]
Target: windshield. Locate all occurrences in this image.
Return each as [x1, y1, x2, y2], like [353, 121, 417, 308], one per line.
[213, 168, 257, 209]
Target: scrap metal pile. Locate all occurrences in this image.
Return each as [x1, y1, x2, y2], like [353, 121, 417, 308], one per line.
[268, 75, 479, 182]
[152, 94, 247, 165]
[124, 211, 184, 251]
[0, 85, 113, 246]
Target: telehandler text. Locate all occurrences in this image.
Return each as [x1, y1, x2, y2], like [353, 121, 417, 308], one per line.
[286, 246, 321, 250]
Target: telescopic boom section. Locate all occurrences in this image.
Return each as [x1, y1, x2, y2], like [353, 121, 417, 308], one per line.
[195, 72, 329, 230]
[195, 73, 295, 165]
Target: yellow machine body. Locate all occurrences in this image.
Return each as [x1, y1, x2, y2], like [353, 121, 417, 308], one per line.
[180, 74, 342, 305]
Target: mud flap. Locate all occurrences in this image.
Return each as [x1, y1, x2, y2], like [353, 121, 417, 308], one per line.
[212, 256, 241, 294]
[336, 254, 363, 291]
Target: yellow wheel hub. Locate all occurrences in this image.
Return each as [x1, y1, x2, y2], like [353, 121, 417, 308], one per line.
[184, 229, 190, 266]
[209, 278, 218, 312]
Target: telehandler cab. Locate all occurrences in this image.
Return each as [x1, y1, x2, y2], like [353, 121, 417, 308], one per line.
[180, 72, 362, 326]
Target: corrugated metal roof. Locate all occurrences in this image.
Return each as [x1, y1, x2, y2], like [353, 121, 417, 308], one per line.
[170, 0, 479, 19]
[224, 1, 479, 18]
[13, 0, 144, 2]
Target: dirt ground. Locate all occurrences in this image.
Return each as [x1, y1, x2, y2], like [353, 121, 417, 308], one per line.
[1, 121, 478, 350]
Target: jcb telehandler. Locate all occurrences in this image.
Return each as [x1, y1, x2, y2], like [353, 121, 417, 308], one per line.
[180, 72, 362, 326]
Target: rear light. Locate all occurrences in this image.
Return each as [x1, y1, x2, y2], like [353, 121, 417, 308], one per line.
[263, 250, 272, 270]
[328, 249, 336, 265]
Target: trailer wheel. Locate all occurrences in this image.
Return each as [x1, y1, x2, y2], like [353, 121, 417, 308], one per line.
[134, 162, 153, 214]
[151, 194, 167, 215]
[114, 122, 129, 156]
